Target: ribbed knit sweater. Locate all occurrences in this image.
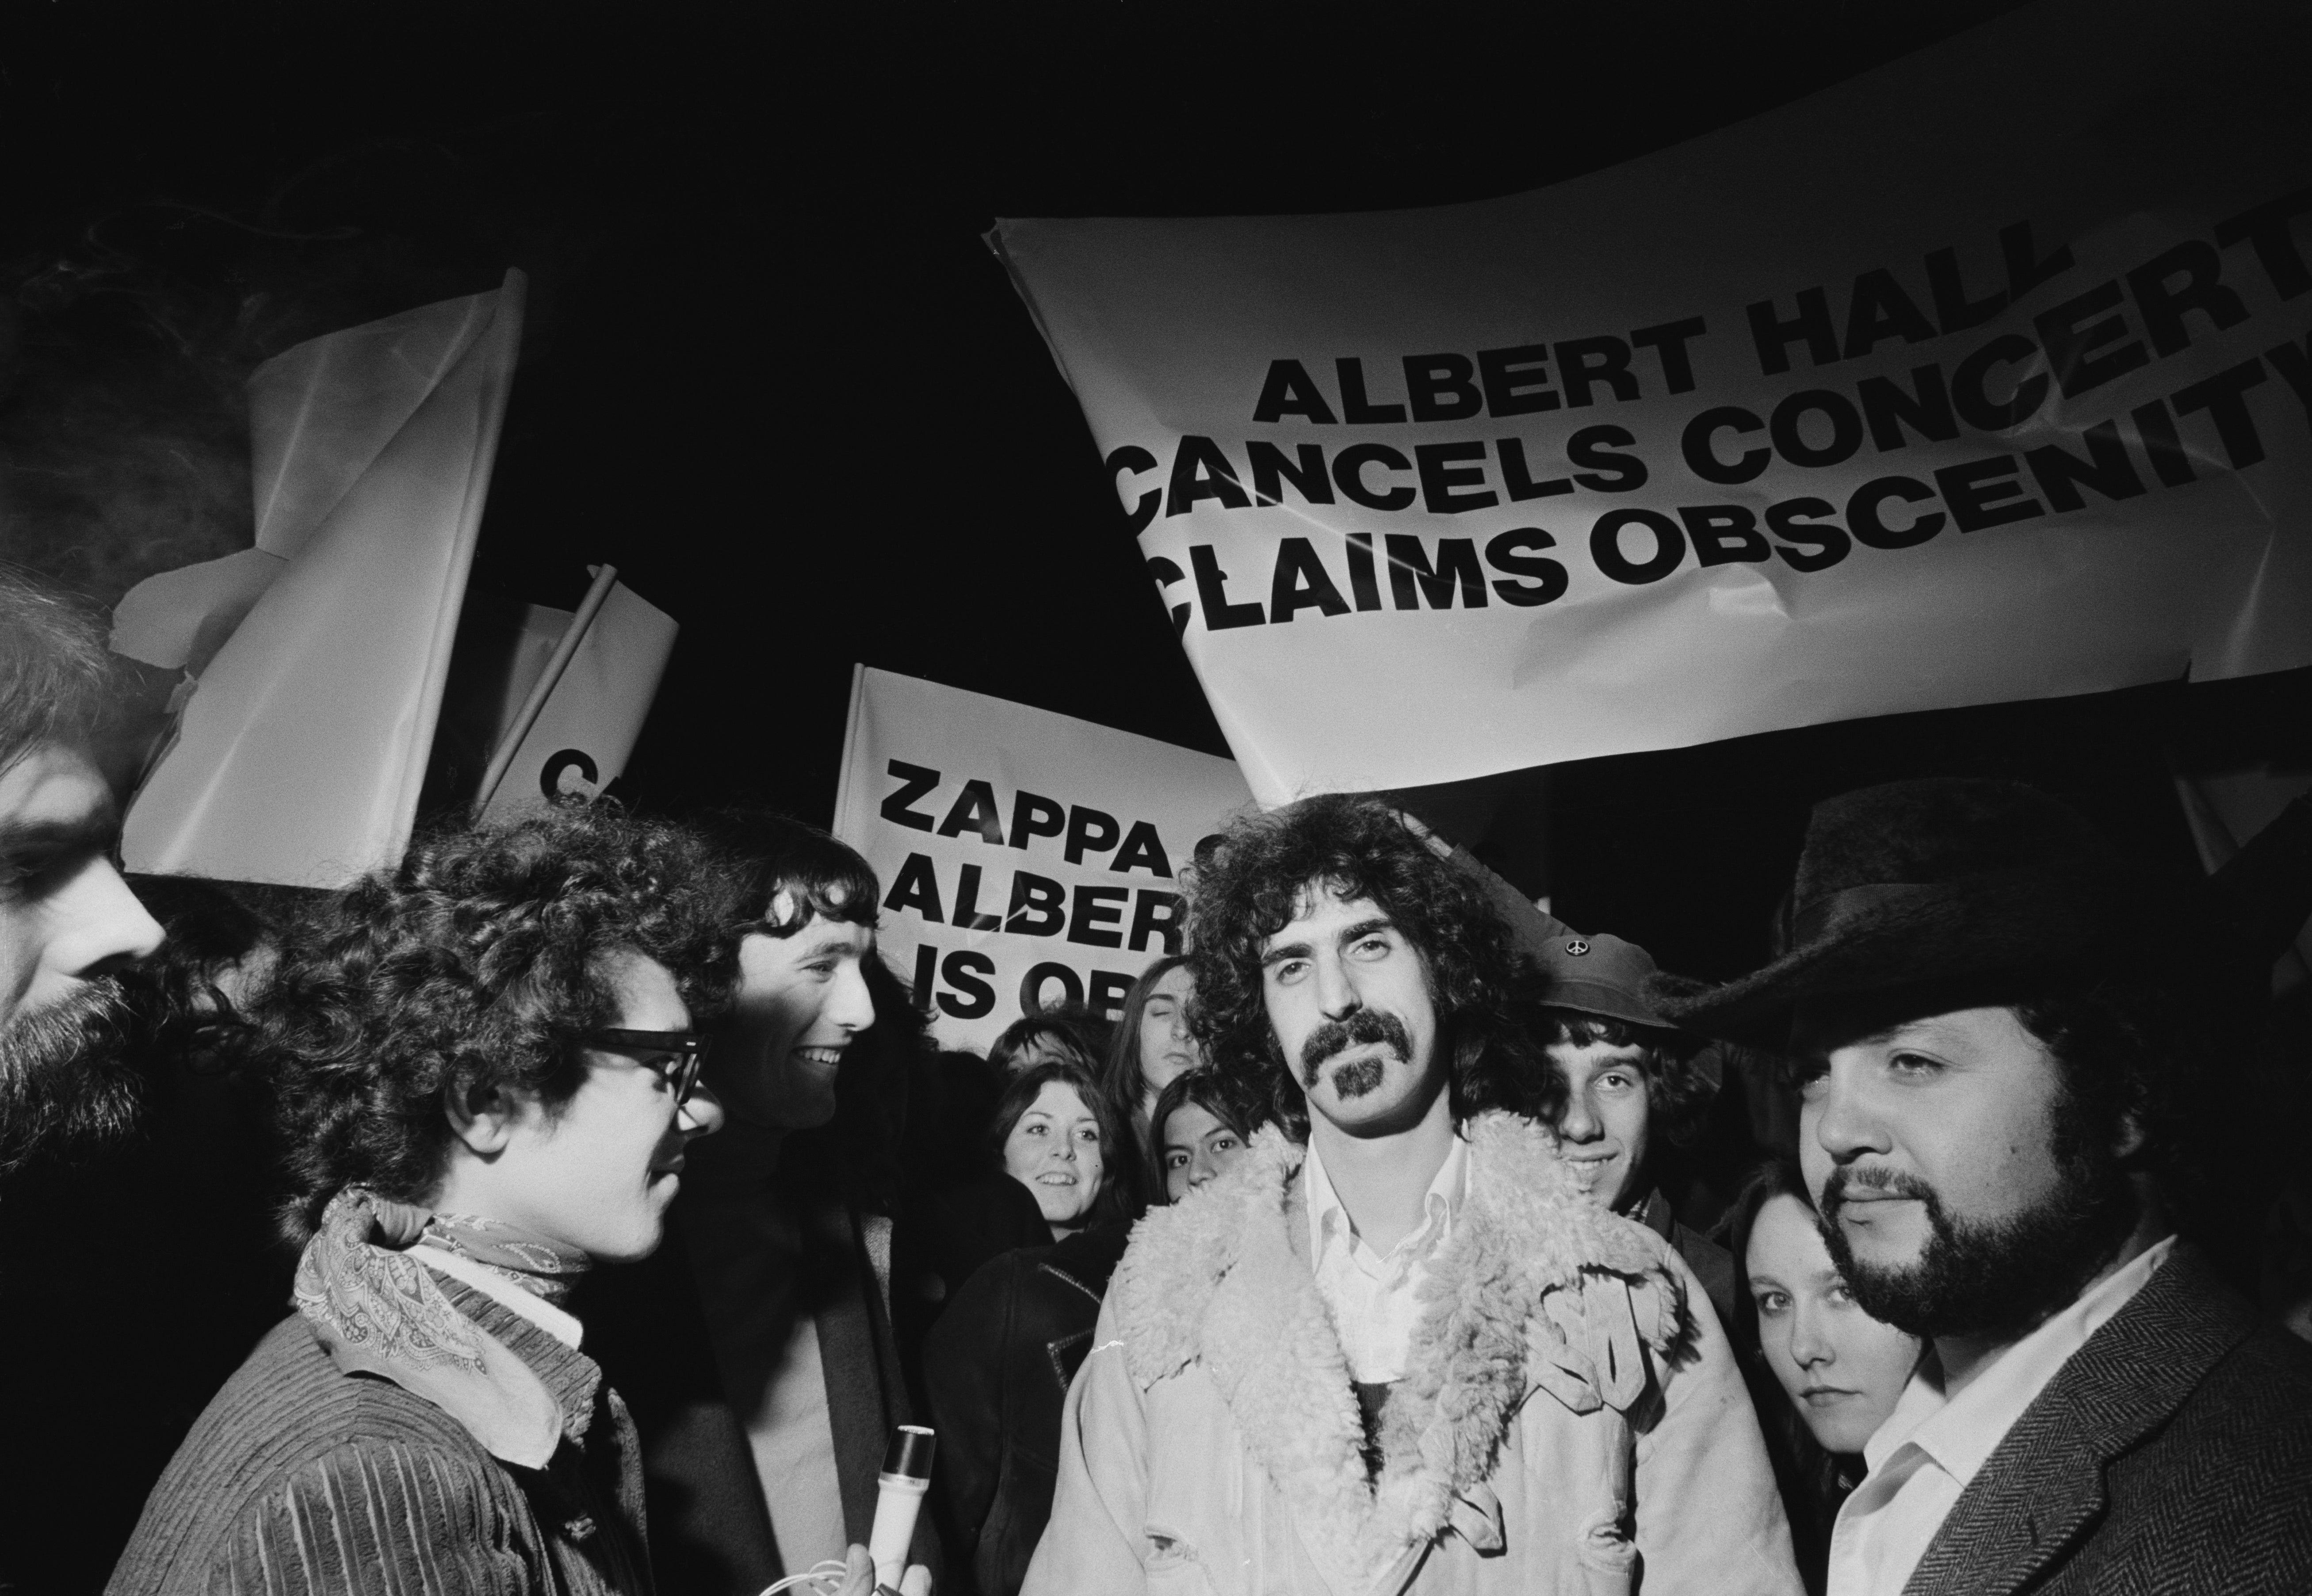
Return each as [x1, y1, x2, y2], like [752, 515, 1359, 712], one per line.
[106, 1279, 653, 1596]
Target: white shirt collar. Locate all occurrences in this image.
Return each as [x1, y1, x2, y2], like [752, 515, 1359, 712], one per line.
[417, 1246, 587, 1350]
[1865, 1233, 2175, 1488]
[1304, 1126, 1469, 1265]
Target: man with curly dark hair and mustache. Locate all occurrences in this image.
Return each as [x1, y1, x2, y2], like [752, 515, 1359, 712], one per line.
[0, 568, 165, 1175]
[1025, 793, 1799, 1596]
[108, 807, 926, 1596]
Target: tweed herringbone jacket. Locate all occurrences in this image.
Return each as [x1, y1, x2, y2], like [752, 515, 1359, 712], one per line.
[1902, 1244, 2312, 1596]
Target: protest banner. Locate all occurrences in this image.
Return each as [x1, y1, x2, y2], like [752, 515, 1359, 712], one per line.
[473, 568, 680, 826]
[991, 0, 2312, 805]
[122, 271, 525, 885]
[831, 665, 1255, 1055]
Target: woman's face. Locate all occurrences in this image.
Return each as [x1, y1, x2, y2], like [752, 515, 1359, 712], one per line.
[1746, 1191, 1925, 1455]
[1136, 964, 1201, 1116]
[1160, 1101, 1245, 1203]
[1002, 1080, 1106, 1237]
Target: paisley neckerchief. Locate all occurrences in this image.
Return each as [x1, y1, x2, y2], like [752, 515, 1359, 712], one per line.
[291, 1186, 579, 1467]
[418, 1209, 591, 1306]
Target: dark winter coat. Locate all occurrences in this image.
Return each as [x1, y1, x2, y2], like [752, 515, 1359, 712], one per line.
[921, 1225, 1130, 1596]
[582, 1195, 939, 1596]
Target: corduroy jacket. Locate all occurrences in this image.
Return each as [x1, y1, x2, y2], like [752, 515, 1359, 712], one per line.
[107, 1280, 652, 1596]
[1899, 1243, 2312, 1596]
[1023, 1114, 1801, 1596]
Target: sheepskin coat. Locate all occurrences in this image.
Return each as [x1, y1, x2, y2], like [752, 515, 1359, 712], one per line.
[1022, 1113, 1800, 1596]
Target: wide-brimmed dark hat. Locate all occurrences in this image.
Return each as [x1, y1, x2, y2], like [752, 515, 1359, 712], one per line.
[1656, 777, 2132, 1039]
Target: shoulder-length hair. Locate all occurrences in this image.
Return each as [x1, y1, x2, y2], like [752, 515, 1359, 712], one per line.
[1144, 1067, 1250, 1206]
[1097, 953, 1191, 1113]
[1182, 794, 1551, 1138]
[989, 1003, 1114, 1078]
[983, 1058, 1140, 1226]
[261, 805, 734, 1242]
[692, 808, 879, 936]
[1726, 1159, 1869, 1564]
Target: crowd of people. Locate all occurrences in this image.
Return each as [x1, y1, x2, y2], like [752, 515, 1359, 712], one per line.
[2, 560, 2310, 1596]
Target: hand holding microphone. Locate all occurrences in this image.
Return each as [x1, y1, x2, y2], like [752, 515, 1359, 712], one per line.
[761, 1425, 937, 1596]
[866, 1424, 936, 1593]
[834, 1543, 930, 1596]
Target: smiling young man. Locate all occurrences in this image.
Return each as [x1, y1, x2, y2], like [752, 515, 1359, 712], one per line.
[585, 811, 942, 1596]
[1532, 928, 1735, 1325]
[1662, 778, 2312, 1596]
[108, 807, 736, 1595]
[0, 572, 164, 1176]
[1025, 794, 1798, 1596]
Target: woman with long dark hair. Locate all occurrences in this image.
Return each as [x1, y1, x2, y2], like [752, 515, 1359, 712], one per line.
[1145, 1067, 1251, 1206]
[986, 1058, 1136, 1240]
[1728, 1159, 1925, 1595]
[1097, 955, 1200, 1135]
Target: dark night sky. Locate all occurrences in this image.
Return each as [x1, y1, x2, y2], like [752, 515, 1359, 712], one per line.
[4, 0, 2304, 979]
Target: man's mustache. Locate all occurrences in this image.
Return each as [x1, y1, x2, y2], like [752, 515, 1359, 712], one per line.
[1297, 1009, 1411, 1086]
[1821, 1163, 1939, 1217]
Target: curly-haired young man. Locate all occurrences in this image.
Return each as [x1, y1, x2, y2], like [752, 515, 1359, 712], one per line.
[1025, 793, 1800, 1596]
[107, 808, 781, 1596]
[0, 569, 164, 1175]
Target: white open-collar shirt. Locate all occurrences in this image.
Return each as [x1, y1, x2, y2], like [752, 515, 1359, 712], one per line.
[1303, 1129, 1471, 1384]
[1826, 1233, 2176, 1596]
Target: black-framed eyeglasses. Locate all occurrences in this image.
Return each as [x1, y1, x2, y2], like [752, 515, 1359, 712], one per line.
[586, 1028, 712, 1105]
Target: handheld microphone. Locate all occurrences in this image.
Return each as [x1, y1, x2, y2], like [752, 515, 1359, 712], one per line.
[867, 1424, 936, 1592]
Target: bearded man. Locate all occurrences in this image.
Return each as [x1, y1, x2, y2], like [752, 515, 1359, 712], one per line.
[1662, 778, 2312, 1596]
[1025, 794, 1797, 1596]
[0, 570, 164, 1172]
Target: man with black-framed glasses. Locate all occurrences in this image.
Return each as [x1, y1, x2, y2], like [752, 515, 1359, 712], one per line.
[589, 1025, 715, 1107]
[111, 806, 747, 1595]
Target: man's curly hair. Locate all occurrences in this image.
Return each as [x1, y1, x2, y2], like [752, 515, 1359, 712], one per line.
[263, 804, 738, 1242]
[1183, 794, 1552, 1138]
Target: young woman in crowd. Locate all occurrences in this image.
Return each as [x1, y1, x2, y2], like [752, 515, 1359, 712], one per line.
[985, 1003, 1113, 1079]
[1146, 1066, 1251, 1205]
[1098, 954, 1202, 1151]
[109, 808, 740, 1595]
[922, 1058, 1139, 1596]
[992, 1057, 1135, 1241]
[1728, 1159, 1926, 1595]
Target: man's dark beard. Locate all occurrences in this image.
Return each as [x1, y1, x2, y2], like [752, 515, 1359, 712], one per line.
[1299, 1009, 1410, 1100]
[0, 977, 145, 1176]
[1818, 1115, 2136, 1340]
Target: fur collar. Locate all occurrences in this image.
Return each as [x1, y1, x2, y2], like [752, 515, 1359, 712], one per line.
[1111, 1111, 1682, 1595]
